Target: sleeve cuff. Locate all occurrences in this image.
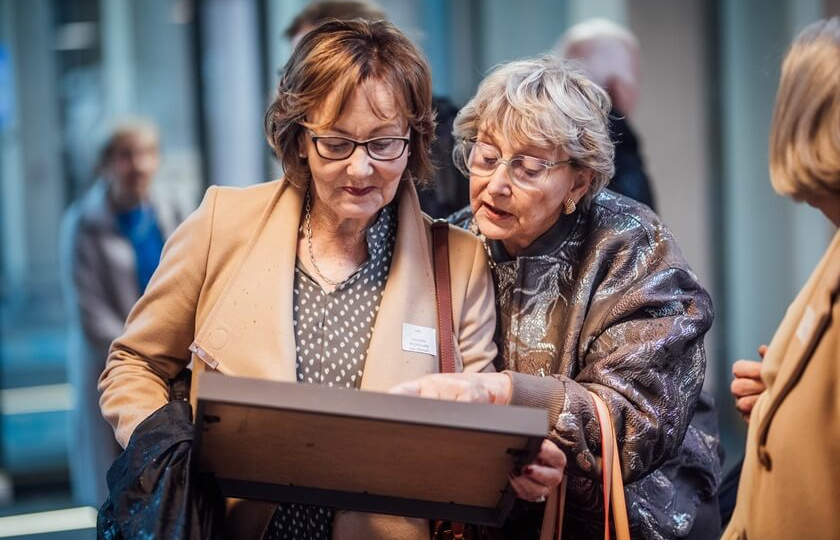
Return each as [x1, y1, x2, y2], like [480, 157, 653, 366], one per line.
[505, 370, 566, 429]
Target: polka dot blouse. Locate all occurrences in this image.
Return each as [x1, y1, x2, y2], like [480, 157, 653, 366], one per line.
[263, 203, 397, 540]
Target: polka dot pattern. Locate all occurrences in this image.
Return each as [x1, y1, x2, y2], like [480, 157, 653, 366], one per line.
[263, 204, 397, 540]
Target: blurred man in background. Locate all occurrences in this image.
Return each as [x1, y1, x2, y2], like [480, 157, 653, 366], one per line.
[284, 0, 470, 218]
[557, 18, 657, 211]
[60, 118, 186, 507]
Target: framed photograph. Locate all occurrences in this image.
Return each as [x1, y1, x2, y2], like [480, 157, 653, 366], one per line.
[195, 372, 547, 526]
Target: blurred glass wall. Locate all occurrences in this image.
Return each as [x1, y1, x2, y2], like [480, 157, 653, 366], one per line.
[0, 0, 203, 525]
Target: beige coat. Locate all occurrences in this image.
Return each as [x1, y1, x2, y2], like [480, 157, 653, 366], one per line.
[99, 178, 497, 539]
[724, 229, 840, 540]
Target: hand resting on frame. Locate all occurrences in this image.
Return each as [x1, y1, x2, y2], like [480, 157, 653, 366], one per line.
[389, 372, 566, 502]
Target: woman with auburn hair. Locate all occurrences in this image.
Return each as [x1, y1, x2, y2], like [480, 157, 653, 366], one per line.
[98, 20, 565, 539]
[723, 17, 840, 540]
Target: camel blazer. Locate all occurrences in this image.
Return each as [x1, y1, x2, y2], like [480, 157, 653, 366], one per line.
[99, 178, 497, 539]
[723, 229, 840, 540]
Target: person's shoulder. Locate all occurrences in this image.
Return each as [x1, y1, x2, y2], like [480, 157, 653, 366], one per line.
[209, 178, 285, 201]
[587, 189, 670, 250]
[202, 179, 287, 213]
[182, 180, 294, 256]
[587, 190, 698, 278]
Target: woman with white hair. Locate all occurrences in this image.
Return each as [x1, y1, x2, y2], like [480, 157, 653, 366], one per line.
[393, 55, 721, 539]
[723, 17, 840, 540]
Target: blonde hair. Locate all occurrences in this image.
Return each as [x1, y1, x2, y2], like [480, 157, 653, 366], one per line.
[769, 17, 840, 199]
[453, 55, 614, 209]
[265, 19, 435, 188]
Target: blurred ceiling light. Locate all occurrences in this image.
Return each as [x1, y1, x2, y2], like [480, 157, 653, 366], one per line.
[0, 507, 97, 537]
[55, 21, 98, 51]
[1, 383, 72, 414]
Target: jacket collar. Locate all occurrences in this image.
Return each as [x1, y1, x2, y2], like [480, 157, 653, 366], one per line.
[487, 211, 579, 263]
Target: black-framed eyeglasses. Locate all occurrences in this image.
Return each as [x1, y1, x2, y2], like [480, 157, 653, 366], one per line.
[460, 140, 574, 189]
[309, 131, 410, 161]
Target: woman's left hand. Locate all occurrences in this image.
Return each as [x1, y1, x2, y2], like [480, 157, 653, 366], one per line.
[510, 439, 567, 502]
[388, 372, 512, 404]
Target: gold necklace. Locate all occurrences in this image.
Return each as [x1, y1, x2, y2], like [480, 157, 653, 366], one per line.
[303, 190, 342, 288]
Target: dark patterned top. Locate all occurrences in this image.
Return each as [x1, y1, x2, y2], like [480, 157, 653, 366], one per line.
[263, 204, 397, 540]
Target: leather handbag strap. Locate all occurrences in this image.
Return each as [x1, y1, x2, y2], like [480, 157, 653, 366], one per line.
[590, 392, 630, 540]
[431, 221, 469, 540]
[539, 476, 567, 540]
[539, 392, 630, 540]
[431, 220, 456, 374]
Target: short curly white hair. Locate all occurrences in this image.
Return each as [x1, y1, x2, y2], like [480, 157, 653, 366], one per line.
[453, 55, 614, 210]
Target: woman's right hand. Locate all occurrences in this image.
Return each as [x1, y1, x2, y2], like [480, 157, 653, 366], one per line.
[388, 372, 512, 404]
[731, 344, 768, 423]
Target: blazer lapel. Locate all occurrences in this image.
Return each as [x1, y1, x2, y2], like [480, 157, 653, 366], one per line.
[361, 182, 441, 392]
[757, 230, 840, 447]
[192, 181, 302, 383]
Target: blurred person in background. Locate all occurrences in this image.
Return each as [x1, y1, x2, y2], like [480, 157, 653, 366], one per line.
[284, 0, 470, 218]
[60, 118, 187, 507]
[557, 18, 657, 211]
[723, 17, 840, 539]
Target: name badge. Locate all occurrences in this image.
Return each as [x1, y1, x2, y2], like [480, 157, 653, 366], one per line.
[402, 323, 437, 356]
[795, 306, 816, 344]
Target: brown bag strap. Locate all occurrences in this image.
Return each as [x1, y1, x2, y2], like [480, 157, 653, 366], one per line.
[539, 392, 630, 540]
[590, 392, 630, 540]
[431, 220, 467, 539]
[431, 220, 456, 374]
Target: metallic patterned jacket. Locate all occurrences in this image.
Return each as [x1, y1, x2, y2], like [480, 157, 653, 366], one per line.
[451, 190, 721, 540]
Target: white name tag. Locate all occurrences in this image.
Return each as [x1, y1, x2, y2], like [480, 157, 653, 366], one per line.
[402, 323, 437, 356]
[795, 306, 816, 344]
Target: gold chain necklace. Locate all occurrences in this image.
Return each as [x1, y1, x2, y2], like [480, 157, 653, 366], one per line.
[303, 190, 342, 288]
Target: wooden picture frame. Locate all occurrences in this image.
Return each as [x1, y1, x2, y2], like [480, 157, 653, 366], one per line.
[195, 372, 547, 526]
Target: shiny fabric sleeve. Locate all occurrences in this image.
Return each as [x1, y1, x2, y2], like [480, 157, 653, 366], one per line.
[99, 187, 218, 448]
[509, 263, 713, 484]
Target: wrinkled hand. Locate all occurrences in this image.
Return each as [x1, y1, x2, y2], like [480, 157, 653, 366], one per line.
[731, 344, 768, 423]
[388, 372, 512, 404]
[509, 439, 567, 502]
